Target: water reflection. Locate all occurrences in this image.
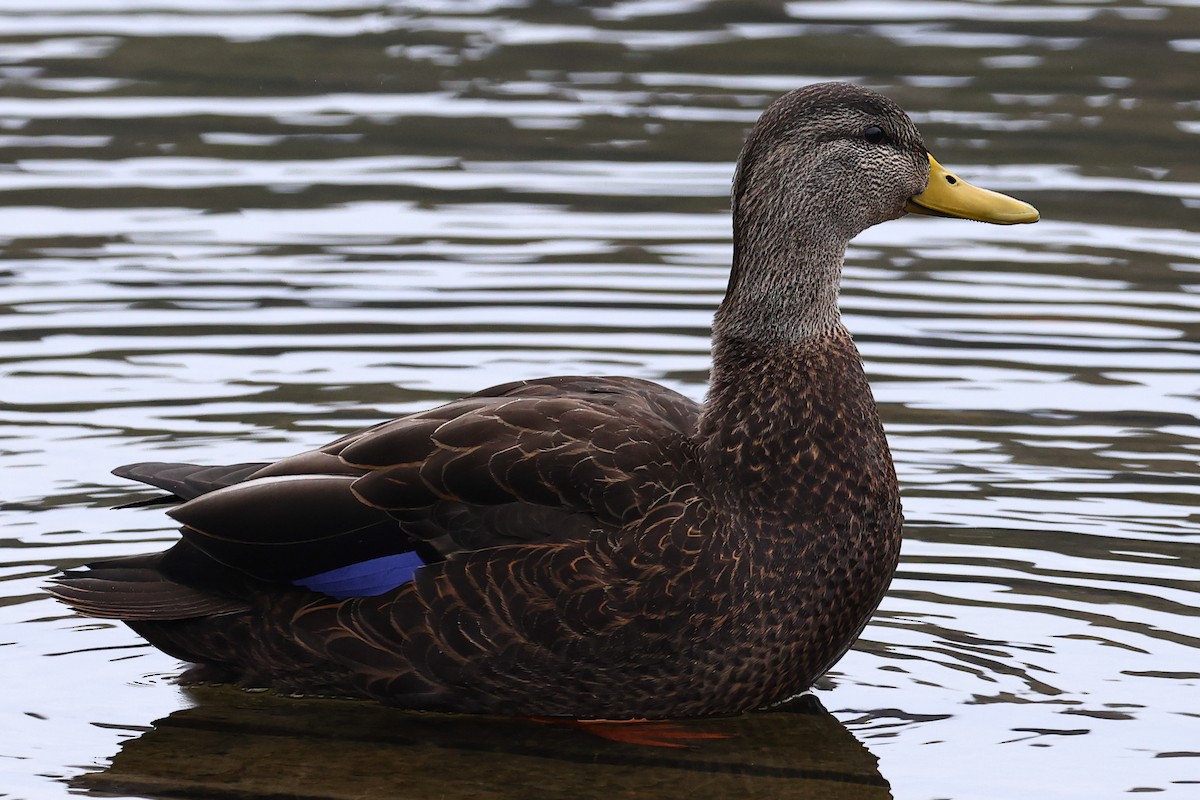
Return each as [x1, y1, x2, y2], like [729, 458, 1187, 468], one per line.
[77, 690, 892, 800]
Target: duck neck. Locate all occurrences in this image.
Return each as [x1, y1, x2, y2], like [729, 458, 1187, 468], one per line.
[698, 220, 892, 520]
[714, 216, 847, 344]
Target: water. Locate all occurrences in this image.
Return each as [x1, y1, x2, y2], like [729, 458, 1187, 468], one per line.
[1, 1, 1198, 798]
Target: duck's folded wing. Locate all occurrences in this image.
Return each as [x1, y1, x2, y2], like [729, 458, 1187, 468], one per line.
[166, 474, 412, 586]
[342, 394, 696, 522]
[111, 462, 271, 502]
[159, 376, 701, 597]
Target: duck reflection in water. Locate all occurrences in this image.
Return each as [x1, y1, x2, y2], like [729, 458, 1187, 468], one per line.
[49, 83, 1038, 719]
[77, 688, 894, 800]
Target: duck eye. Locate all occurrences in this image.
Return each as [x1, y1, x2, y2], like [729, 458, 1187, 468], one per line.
[863, 125, 886, 145]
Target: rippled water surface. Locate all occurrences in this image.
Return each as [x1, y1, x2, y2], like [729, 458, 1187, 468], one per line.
[2, 1, 1198, 798]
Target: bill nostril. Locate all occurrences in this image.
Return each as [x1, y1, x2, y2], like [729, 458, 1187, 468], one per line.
[946, 175, 958, 185]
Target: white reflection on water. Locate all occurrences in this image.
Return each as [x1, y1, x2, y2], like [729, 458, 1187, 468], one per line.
[0, 13, 406, 41]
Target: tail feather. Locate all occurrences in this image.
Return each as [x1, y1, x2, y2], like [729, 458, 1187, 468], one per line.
[46, 549, 337, 691]
[48, 560, 248, 621]
[113, 462, 269, 501]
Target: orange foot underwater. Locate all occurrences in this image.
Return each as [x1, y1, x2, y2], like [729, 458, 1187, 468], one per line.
[533, 717, 731, 749]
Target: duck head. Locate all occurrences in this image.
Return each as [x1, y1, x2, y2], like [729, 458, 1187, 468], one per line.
[732, 82, 1038, 244]
[720, 82, 1038, 342]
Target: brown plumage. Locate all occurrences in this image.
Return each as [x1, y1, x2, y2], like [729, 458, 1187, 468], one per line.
[48, 83, 1037, 718]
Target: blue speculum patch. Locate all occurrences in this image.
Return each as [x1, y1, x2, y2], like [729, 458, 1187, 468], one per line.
[295, 550, 426, 598]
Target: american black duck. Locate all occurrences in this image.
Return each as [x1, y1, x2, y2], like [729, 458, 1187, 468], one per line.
[50, 83, 1038, 719]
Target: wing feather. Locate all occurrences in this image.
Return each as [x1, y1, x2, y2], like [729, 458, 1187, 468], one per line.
[102, 376, 701, 605]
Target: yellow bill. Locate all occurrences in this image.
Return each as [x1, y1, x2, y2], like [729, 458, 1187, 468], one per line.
[906, 154, 1039, 225]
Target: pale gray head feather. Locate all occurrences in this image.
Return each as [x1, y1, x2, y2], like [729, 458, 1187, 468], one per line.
[714, 82, 930, 343]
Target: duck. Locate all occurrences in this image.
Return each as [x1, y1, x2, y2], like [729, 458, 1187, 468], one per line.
[49, 82, 1038, 719]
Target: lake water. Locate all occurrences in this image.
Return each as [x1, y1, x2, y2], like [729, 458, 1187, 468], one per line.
[1, 1, 1198, 798]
